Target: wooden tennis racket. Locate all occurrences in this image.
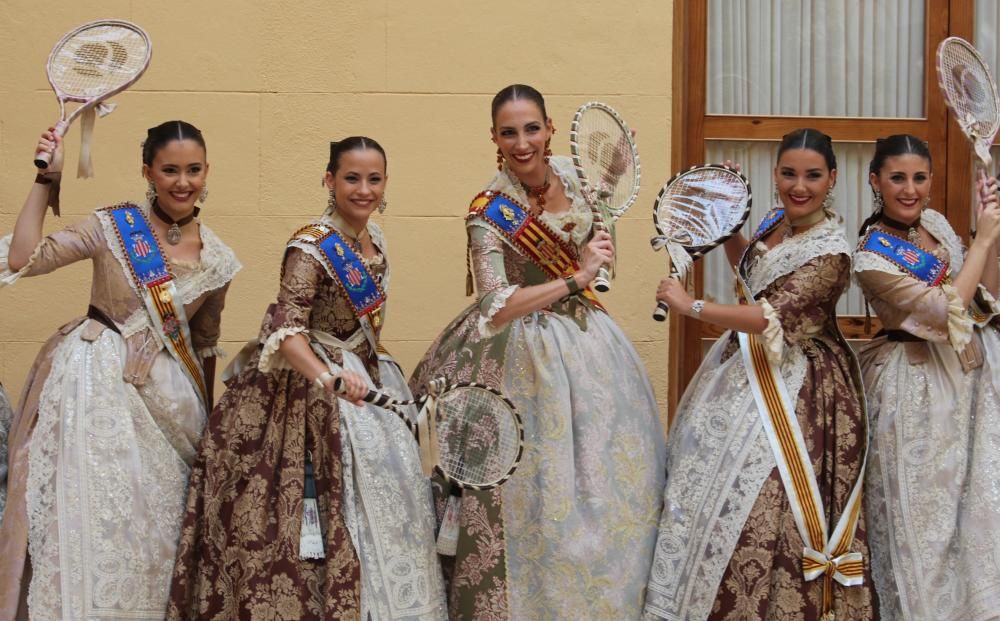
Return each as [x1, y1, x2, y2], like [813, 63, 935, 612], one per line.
[651, 164, 752, 321]
[569, 101, 641, 292]
[34, 20, 151, 177]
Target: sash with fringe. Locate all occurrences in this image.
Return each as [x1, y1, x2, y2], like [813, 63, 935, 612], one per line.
[102, 203, 208, 405]
[735, 215, 868, 621]
[467, 191, 605, 310]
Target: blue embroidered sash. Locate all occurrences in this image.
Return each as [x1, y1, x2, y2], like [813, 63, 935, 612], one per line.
[291, 224, 385, 328]
[751, 208, 785, 243]
[859, 229, 949, 286]
[102, 203, 208, 404]
[468, 191, 605, 310]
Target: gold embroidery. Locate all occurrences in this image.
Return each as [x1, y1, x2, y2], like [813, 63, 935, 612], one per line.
[125, 210, 135, 226]
[500, 204, 516, 223]
[335, 243, 345, 258]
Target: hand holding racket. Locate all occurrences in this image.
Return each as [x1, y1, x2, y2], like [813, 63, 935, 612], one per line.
[35, 20, 151, 177]
[333, 376, 524, 491]
[570, 101, 641, 292]
[650, 164, 752, 321]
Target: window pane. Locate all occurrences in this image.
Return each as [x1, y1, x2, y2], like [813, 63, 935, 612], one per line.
[707, 0, 925, 117]
[703, 140, 876, 316]
[975, 1, 1000, 80]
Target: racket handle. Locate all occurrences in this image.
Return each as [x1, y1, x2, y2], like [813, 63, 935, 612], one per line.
[593, 267, 611, 292]
[653, 301, 669, 322]
[331, 376, 379, 405]
[33, 121, 68, 169]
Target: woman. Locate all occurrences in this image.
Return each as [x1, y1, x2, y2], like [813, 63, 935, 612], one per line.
[854, 135, 1000, 620]
[644, 129, 877, 620]
[409, 84, 666, 619]
[168, 137, 447, 621]
[0, 121, 240, 619]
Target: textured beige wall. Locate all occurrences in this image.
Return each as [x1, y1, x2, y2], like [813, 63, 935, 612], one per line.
[0, 0, 674, 419]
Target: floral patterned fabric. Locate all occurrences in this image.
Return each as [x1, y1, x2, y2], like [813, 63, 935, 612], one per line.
[168, 220, 447, 621]
[410, 156, 667, 620]
[854, 209, 1000, 621]
[0, 204, 239, 620]
[644, 217, 877, 620]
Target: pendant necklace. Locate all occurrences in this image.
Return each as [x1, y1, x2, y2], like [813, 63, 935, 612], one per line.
[152, 201, 200, 245]
[521, 169, 551, 214]
[880, 213, 921, 245]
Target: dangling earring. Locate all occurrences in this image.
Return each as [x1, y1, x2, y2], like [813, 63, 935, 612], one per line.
[821, 187, 835, 214]
[496, 147, 505, 171]
[378, 196, 387, 214]
[199, 184, 209, 204]
[873, 190, 885, 212]
[327, 190, 337, 213]
[544, 138, 552, 165]
[772, 186, 782, 210]
[921, 196, 930, 211]
[146, 181, 157, 204]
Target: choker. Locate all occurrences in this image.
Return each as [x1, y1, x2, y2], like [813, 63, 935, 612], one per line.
[781, 208, 826, 240]
[152, 202, 200, 245]
[879, 213, 921, 244]
[521, 169, 551, 210]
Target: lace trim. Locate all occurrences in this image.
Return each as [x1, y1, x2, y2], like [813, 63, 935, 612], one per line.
[978, 285, 1000, 320]
[748, 218, 850, 297]
[921, 208, 965, 272]
[0, 232, 45, 286]
[175, 221, 241, 305]
[258, 326, 308, 373]
[197, 345, 226, 360]
[759, 298, 785, 365]
[942, 283, 974, 352]
[478, 285, 519, 338]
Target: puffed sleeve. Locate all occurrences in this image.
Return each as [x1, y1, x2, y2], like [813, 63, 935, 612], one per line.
[758, 253, 850, 364]
[257, 247, 325, 372]
[468, 220, 519, 338]
[189, 282, 231, 360]
[0, 214, 103, 285]
[855, 267, 971, 351]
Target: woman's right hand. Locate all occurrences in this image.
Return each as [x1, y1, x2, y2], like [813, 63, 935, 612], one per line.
[36, 128, 64, 174]
[577, 230, 614, 284]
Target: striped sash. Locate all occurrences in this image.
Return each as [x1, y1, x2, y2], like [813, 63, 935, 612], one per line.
[103, 203, 208, 405]
[735, 221, 868, 621]
[468, 191, 604, 310]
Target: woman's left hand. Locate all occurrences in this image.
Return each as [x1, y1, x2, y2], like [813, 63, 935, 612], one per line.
[656, 277, 696, 316]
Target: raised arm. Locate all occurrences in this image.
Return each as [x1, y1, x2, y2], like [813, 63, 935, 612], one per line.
[9, 129, 64, 271]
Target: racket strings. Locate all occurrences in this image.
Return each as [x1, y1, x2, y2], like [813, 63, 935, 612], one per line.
[576, 109, 637, 209]
[434, 388, 519, 485]
[50, 26, 148, 97]
[657, 171, 750, 247]
[939, 42, 1000, 137]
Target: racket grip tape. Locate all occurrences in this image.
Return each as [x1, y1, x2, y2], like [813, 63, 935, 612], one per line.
[331, 376, 381, 406]
[593, 267, 611, 292]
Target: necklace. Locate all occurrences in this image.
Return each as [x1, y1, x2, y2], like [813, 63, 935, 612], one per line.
[781, 209, 826, 240]
[152, 201, 200, 245]
[328, 211, 369, 254]
[521, 169, 551, 212]
[880, 213, 921, 244]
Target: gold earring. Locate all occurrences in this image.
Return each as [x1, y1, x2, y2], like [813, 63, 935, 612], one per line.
[496, 147, 505, 171]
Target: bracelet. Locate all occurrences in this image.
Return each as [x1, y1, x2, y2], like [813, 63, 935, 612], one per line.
[690, 300, 705, 317]
[564, 275, 581, 295]
[313, 371, 334, 391]
[35, 172, 60, 185]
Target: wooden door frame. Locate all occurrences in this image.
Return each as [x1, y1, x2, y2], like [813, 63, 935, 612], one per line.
[668, 0, 959, 417]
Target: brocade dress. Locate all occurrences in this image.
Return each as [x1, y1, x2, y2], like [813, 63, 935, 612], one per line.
[854, 208, 1000, 621]
[643, 213, 877, 620]
[167, 217, 447, 621]
[0, 202, 240, 620]
[409, 156, 667, 620]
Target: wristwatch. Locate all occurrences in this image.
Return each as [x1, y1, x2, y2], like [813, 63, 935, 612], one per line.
[690, 300, 705, 317]
[314, 371, 334, 390]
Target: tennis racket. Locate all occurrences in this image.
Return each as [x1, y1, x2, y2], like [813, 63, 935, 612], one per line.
[34, 20, 152, 176]
[569, 101, 641, 292]
[333, 376, 524, 491]
[651, 164, 752, 321]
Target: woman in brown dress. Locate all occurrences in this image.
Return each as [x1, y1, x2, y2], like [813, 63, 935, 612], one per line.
[644, 129, 877, 620]
[0, 121, 240, 619]
[168, 137, 447, 621]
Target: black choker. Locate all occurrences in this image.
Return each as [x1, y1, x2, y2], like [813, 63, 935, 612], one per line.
[879, 213, 920, 244]
[152, 202, 200, 245]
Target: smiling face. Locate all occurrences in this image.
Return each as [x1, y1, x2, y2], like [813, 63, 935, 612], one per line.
[870, 153, 931, 226]
[491, 98, 554, 185]
[142, 139, 208, 216]
[773, 147, 837, 221]
[324, 147, 387, 228]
